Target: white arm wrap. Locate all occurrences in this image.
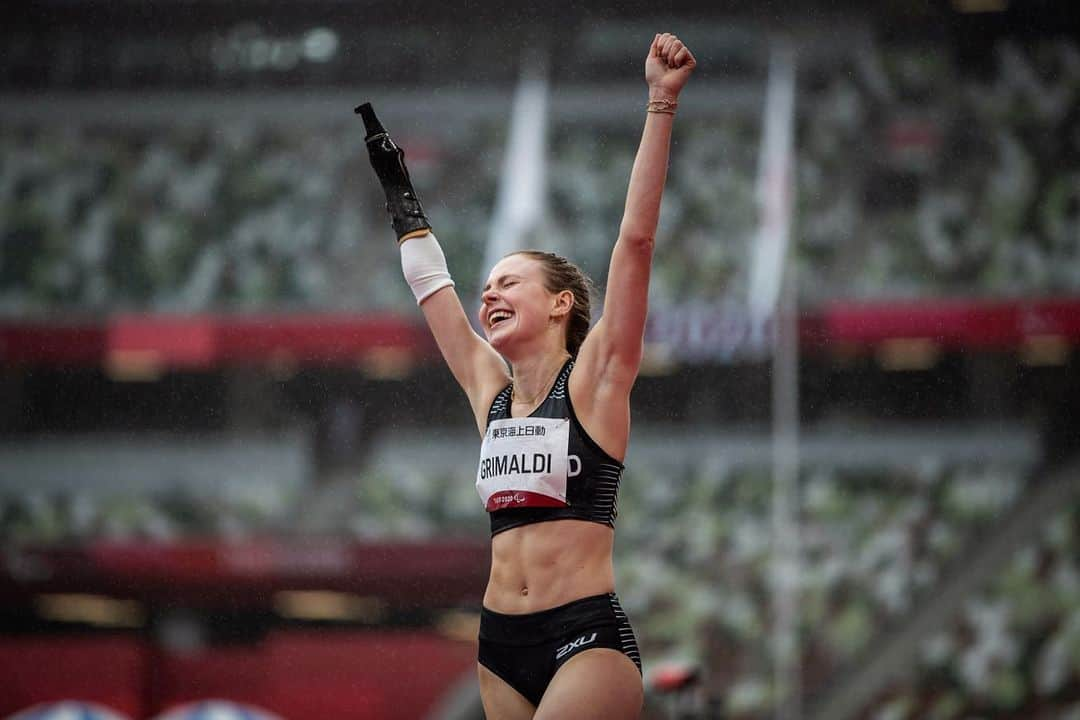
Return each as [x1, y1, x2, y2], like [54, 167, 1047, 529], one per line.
[400, 231, 455, 305]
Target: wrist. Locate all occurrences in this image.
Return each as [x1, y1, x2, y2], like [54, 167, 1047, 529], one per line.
[646, 97, 678, 115]
[648, 86, 679, 103]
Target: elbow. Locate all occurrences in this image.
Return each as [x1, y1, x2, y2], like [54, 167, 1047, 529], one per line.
[618, 232, 655, 255]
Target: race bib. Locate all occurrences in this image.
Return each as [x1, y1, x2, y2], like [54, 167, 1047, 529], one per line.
[476, 417, 571, 511]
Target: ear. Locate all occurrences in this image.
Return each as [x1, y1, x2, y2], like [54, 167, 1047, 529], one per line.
[551, 289, 574, 320]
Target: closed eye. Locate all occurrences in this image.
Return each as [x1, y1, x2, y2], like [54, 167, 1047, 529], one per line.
[483, 274, 522, 293]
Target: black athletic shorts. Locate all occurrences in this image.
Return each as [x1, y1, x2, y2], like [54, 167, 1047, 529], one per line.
[478, 592, 642, 707]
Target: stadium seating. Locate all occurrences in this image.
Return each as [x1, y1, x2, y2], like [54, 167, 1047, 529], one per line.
[0, 120, 499, 314]
[2, 437, 1035, 719]
[4, 37, 1075, 316]
[863, 493, 1080, 719]
[796, 37, 1080, 301]
[2, 25, 1077, 720]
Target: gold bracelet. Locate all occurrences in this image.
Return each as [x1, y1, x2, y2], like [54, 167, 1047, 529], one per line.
[646, 99, 678, 115]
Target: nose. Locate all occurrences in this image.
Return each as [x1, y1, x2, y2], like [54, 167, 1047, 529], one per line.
[479, 290, 497, 321]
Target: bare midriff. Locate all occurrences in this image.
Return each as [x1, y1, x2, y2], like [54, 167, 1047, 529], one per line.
[483, 518, 616, 614]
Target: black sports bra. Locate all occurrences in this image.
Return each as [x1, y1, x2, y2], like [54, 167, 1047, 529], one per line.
[476, 359, 625, 536]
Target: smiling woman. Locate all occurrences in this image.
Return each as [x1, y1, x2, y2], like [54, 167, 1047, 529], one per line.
[361, 31, 696, 720]
[486, 251, 596, 359]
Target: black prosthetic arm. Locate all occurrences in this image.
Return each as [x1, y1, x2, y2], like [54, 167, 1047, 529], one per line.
[354, 102, 432, 240]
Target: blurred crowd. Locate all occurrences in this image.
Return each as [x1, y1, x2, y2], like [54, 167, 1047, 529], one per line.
[620, 459, 1040, 717]
[2, 37, 1077, 317]
[871, 497, 1080, 719]
[2, 27, 1078, 720]
[798, 37, 1080, 301]
[3, 448, 1059, 718]
[0, 120, 497, 314]
[547, 113, 760, 306]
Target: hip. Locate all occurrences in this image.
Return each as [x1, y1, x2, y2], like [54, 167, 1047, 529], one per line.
[477, 591, 642, 706]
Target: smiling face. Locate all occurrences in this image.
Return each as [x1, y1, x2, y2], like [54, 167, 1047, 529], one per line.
[479, 253, 571, 355]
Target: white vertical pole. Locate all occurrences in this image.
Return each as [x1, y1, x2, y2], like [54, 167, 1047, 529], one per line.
[751, 42, 800, 720]
[773, 254, 801, 720]
[482, 48, 550, 276]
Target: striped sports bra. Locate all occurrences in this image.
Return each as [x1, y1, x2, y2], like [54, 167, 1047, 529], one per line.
[476, 359, 625, 536]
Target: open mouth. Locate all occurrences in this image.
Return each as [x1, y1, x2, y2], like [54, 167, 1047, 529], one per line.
[488, 310, 513, 329]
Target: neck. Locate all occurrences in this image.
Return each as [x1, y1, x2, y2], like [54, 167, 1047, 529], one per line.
[511, 350, 571, 405]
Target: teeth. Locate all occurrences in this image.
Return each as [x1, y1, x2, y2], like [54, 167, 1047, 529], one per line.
[489, 311, 512, 326]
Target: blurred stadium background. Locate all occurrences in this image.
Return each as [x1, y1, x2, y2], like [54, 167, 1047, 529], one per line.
[2, 0, 1079, 718]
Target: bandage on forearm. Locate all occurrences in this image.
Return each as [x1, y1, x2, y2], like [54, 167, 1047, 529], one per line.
[400, 231, 454, 304]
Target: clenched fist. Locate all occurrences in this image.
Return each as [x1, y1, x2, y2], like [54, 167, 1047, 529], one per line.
[646, 33, 696, 101]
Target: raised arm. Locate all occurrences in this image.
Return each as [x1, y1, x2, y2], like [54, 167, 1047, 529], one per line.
[357, 103, 509, 431]
[576, 33, 696, 389]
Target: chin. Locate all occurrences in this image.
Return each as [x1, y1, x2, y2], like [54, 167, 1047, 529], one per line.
[488, 331, 526, 361]
[487, 333, 510, 353]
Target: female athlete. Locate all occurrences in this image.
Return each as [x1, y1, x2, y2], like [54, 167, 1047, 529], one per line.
[359, 31, 696, 720]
